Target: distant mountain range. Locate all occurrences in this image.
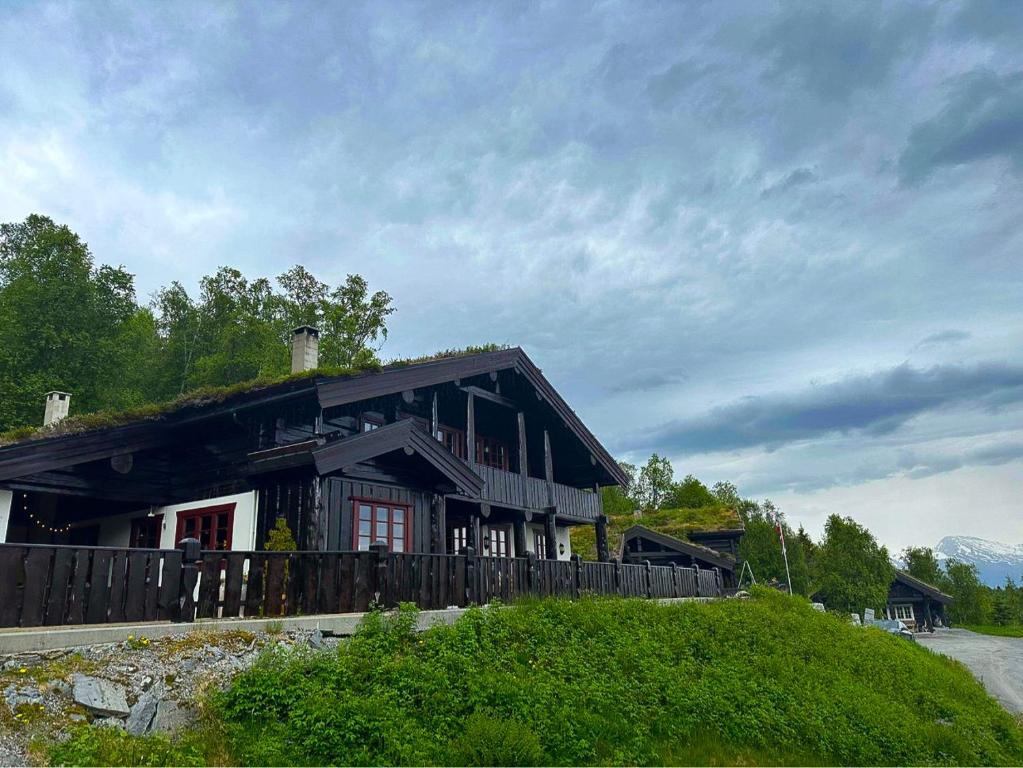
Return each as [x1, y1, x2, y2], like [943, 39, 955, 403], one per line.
[934, 536, 1023, 587]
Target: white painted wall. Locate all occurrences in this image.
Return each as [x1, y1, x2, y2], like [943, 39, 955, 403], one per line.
[0, 489, 12, 543]
[524, 522, 573, 561]
[157, 491, 258, 550]
[87, 490, 259, 550]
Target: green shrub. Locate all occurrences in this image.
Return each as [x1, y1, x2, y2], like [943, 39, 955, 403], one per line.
[48, 592, 1023, 766]
[44, 725, 204, 767]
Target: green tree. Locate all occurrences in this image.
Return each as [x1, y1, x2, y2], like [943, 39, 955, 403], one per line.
[813, 515, 894, 615]
[737, 502, 811, 596]
[901, 546, 946, 589]
[944, 559, 992, 625]
[0, 215, 155, 430]
[663, 474, 717, 509]
[711, 481, 761, 521]
[635, 454, 674, 512]
[600, 462, 639, 516]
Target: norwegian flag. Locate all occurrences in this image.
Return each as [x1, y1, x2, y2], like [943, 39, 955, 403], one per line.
[774, 511, 787, 555]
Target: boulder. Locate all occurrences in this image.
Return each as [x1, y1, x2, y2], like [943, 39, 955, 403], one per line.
[4, 684, 43, 712]
[308, 628, 324, 650]
[149, 700, 194, 735]
[125, 685, 163, 736]
[72, 674, 129, 718]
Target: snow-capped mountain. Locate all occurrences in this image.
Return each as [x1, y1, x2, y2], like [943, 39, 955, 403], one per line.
[934, 536, 1023, 587]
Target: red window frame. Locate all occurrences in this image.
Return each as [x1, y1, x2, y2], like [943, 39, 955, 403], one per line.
[130, 514, 163, 549]
[352, 498, 412, 552]
[437, 425, 467, 459]
[475, 435, 510, 470]
[174, 503, 235, 551]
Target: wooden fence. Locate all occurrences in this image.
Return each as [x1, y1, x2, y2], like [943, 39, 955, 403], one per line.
[0, 541, 723, 629]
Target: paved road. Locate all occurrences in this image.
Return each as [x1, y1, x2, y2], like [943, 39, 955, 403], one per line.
[916, 628, 1023, 714]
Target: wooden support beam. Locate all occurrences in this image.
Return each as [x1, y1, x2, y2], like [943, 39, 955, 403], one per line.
[544, 508, 558, 560]
[517, 411, 528, 477]
[543, 429, 553, 483]
[431, 391, 439, 439]
[459, 385, 517, 410]
[431, 495, 446, 554]
[513, 517, 528, 559]
[467, 390, 476, 467]
[596, 514, 610, 563]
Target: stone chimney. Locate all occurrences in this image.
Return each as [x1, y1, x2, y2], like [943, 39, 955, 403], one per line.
[44, 391, 71, 426]
[291, 326, 320, 373]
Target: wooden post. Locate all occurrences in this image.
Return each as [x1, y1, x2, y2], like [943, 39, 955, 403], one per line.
[466, 390, 476, 467]
[571, 554, 582, 598]
[713, 567, 722, 597]
[595, 514, 610, 563]
[543, 429, 553, 483]
[643, 559, 653, 599]
[670, 562, 679, 598]
[175, 538, 201, 623]
[370, 541, 388, 607]
[544, 508, 557, 561]
[513, 517, 528, 559]
[464, 545, 477, 605]
[517, 411, 528, 476]
[613, 557, 622, 596]
[431, 496, 446, 554]
[431, 391, 439, 439]
[693, 563, 702, 597]
[467, 513, 480, 551]
[526, 551, 538, 594]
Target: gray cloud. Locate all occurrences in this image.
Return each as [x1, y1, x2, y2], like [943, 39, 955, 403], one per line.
[911, 329, 971, 351]
[900, 69, 1023, 183]
[760, 167, 817, 198]
[637, 362, 1023, 455]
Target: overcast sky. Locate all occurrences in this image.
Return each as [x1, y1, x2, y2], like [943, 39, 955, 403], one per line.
[2, 1, 1022, 553]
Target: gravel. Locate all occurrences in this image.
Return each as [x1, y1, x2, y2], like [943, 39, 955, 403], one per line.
[917, 628, 1023, 714]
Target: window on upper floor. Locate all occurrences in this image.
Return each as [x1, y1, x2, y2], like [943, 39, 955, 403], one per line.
[475, 435, 509, 470]
[437, 425, 467, 459]
[360, 413, 384, 432]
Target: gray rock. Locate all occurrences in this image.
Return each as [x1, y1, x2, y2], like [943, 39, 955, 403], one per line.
[125, 685, 163, 736]
[308, 628, 324, 650]
[4, 684, 43, 712]
[72, 674, 129, 718]
[178, 658, 198, 673]
[94, 717, 125, 730]
[149, 700, 194, 735]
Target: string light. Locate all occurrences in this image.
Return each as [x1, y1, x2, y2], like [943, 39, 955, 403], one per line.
[23, 492, 71, 535]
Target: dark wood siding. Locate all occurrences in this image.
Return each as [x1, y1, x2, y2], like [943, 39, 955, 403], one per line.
[325, 478, 431, 554]
[254, 475, 322, 551]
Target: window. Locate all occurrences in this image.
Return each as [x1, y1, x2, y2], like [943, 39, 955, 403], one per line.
[437, 425, 467, 459]
[175, 504, 234, 551]
[450, 525, 468, 553]
[486, 527, 509, 557]
[353, 499, 411, 552]
[361, 413, 383, 432]
[892, 604, 915, 622]
[130, 515, 163, 549]
[533, 530, 547, 559]
[475, 435, 509, 470]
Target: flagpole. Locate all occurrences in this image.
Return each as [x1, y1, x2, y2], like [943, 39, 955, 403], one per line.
[775, 510, 793, 596]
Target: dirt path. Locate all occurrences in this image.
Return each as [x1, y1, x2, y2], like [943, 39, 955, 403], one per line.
[916, 628, 1023, 714]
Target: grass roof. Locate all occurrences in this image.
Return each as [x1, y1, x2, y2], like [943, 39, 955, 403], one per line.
[571, 504, 744, 561]
[0, 344, 507, 447]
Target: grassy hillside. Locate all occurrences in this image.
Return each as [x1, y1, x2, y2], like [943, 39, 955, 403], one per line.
[47, 590, 1023, 766]
[571, 504, 742, 560]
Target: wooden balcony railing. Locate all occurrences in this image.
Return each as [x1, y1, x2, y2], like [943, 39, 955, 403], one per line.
[472, 463, 601, 520]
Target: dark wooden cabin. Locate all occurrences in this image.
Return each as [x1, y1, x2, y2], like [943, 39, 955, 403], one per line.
[0, 340, 626, 563]
[621, 525, 738, 588]
[886, 571, 953, 631]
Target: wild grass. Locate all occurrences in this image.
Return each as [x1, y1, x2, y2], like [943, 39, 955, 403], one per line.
[43, 590, 1023, 766]
[962, 624, 1023, 638]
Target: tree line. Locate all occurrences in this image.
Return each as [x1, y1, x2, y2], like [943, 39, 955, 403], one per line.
[0, 215, 394, 433]
[611, 453, 1020, 624]
[901, 546, 1023, 627]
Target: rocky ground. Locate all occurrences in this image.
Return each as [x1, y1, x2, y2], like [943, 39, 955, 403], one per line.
[0, 626, 339, 766]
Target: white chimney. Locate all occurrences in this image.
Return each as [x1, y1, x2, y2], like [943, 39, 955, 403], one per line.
[44, 391, 71, 426]
[291, 326, 320, 373]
